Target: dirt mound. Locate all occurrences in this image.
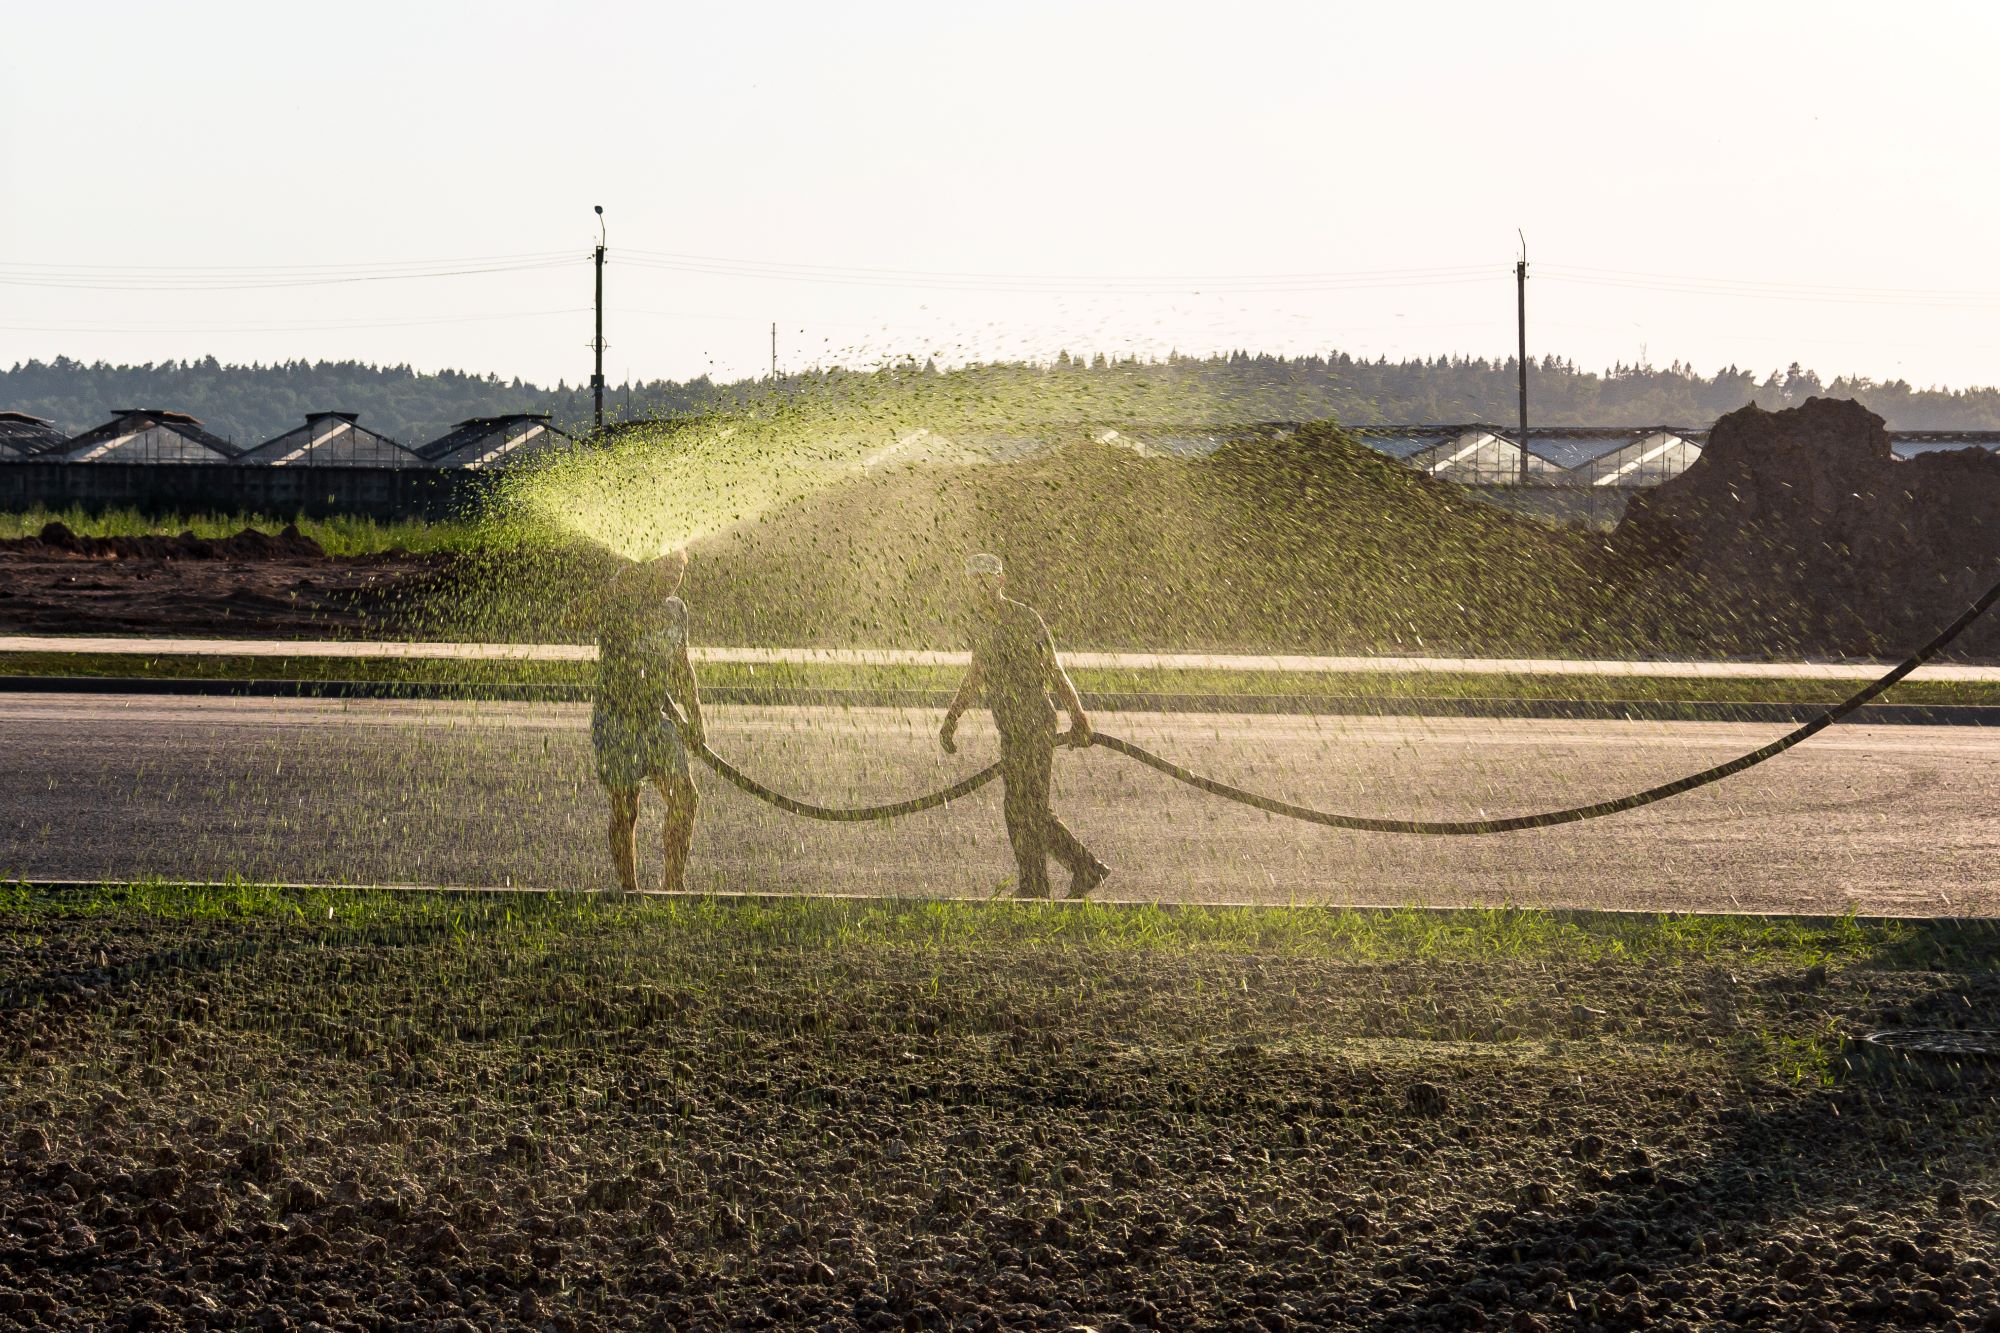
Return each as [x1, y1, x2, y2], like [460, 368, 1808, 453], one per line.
[1615, 397, 2000, 656]
[671, 429, 1601, 652]
[0, 520, 327, 562]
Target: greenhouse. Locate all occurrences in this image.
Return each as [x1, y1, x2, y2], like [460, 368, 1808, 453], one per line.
[239, 413, 428, 468]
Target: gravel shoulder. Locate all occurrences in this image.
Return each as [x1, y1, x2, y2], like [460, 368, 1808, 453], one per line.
[2, 888, 1998, 1331]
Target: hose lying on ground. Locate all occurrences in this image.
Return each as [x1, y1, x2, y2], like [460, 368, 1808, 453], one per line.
[680, 568, 2000, 833]
[691, 743, 1000, 821]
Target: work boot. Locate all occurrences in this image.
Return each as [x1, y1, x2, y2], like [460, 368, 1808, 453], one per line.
[1069, 858, 1111, 899]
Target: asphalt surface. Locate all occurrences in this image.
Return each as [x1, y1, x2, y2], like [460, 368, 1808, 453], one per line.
[7, 636, 2000, 681]
[3, 692, 1996, 915]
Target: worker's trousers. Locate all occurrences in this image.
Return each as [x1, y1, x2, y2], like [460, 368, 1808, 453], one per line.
[999, 729, 1095, 898]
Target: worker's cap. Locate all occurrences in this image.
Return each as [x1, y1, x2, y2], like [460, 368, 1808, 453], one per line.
[964, 553, 1004, 577]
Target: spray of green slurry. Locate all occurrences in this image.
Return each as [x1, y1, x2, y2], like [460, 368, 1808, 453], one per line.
[487, 369, 1239, 564]
[498, 414, 889, 563]
[426, 364, 1647, 659]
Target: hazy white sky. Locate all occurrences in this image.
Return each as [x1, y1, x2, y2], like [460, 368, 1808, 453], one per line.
[4, 0, 1998, 389]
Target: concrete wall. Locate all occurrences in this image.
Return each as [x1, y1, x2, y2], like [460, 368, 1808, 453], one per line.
[0, 462, 499, 520]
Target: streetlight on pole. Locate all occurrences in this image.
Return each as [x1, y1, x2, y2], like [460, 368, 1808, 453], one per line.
[592, 206, 607, 432]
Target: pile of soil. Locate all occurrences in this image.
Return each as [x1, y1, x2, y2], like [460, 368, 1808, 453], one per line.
[669, 430, 1605, 654]
[1, 899, 1997, 1330]
[440, 407, 2000, 660]
[1, 521, 327, 562]
[1616, 398, 2000, 657]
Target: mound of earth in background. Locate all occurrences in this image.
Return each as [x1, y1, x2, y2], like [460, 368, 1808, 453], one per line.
[1614, 397, 2000, 657]
[670, 427, 1609, 654]
[429, 425, 1615, 653]
[0, 522, 446, 637]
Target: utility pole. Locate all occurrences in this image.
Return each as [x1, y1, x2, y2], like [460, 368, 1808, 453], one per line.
[1515, 231, 1529, 488]
[592, 205, 607, 432]
[771, 322, 778, 379]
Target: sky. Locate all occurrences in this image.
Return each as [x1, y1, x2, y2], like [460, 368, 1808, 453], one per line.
[3, 0, 1998, 390]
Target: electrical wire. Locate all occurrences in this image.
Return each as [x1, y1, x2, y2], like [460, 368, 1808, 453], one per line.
[1539, 265, 2000, 311]
[0, 249, 577, 274]
[0, 254, 585, 293]
[615, 249, 1506, 296]
[0, 307, 590, 335]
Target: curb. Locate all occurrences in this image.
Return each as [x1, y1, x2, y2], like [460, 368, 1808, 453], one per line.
[3, 675, 2000, 725]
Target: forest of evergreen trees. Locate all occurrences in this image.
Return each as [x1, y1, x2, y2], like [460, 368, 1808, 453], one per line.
[5, 351, 1999, 447]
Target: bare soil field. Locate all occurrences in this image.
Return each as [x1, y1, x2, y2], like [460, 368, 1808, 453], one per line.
[0, 526, 438, 637]
[2, 888, 1997, 1331]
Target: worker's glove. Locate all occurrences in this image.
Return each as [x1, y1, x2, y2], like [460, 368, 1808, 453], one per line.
[1063, 719, 1094, 749]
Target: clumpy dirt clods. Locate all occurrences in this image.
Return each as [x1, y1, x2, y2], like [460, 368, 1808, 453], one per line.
[1, 896, 1997, 1331]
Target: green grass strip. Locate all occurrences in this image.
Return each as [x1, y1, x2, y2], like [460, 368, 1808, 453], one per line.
[6, 880, 1981, 973]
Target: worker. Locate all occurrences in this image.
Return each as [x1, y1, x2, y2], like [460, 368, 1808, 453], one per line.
[940, 552, 1111, 898]
[592, 549, 703, 893]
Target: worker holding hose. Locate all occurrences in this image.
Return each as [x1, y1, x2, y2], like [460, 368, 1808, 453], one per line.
[592, 549, 704, 894]
[940, 553, 1111, 899]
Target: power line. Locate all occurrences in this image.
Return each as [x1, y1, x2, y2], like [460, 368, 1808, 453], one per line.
[0, 249, 576, 275]
[618, 261, 1505, 296]
[616, 306, 879, 329]
[0, 255, 584, 293]
[0, 307, 588, 335]
[1543, 262, 1994, 297]
[623, 248, 1495, 282]
[614, 249, 1505, 295]
[1539, 265, 2000, 310]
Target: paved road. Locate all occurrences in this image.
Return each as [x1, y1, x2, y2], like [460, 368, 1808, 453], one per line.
[4, 636, 1995, 682]
[2, 693, 1995, 915]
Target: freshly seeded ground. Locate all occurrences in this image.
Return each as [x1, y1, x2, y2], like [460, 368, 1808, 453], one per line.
[3, 887, 1998, 1332]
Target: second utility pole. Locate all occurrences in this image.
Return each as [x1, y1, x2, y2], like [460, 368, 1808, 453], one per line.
[1515, 232, 1529, 488]
[593, 205, 607, 432]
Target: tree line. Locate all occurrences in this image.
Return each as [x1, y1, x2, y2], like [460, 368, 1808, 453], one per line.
[4, 352, 1998, 447]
